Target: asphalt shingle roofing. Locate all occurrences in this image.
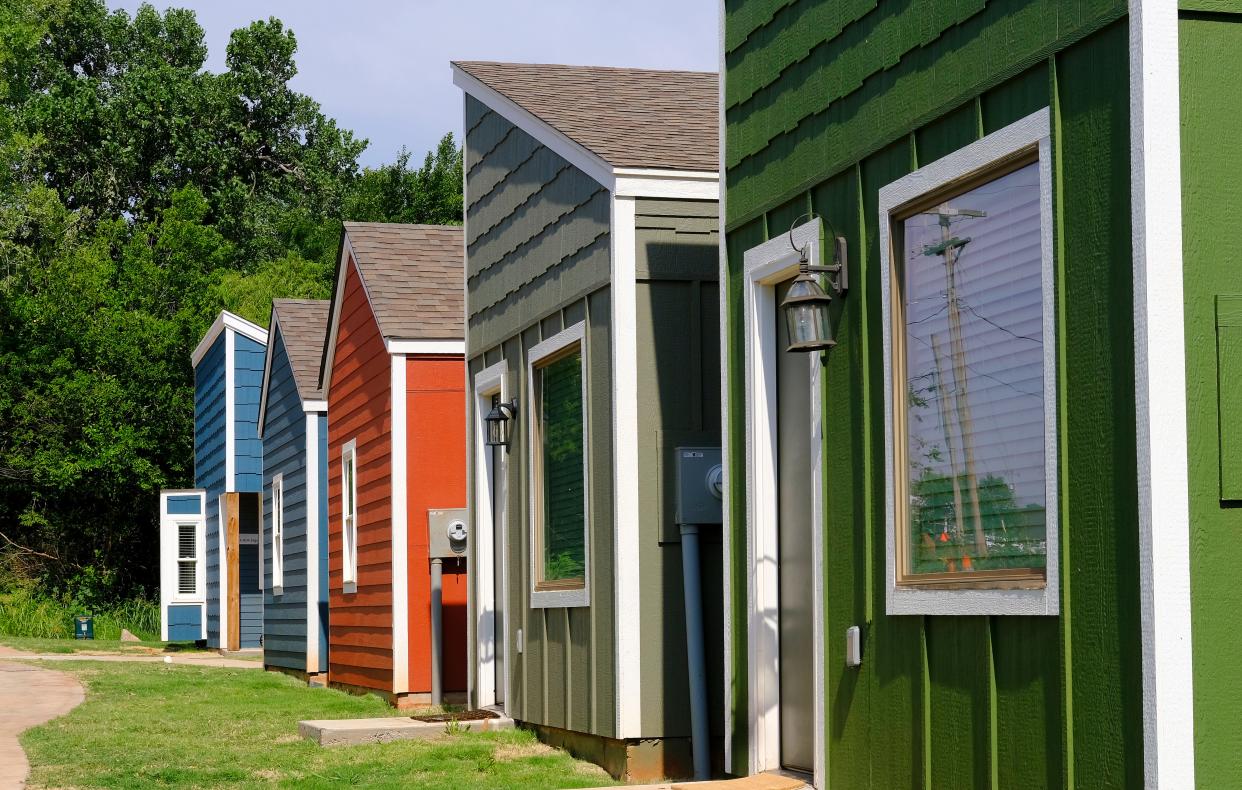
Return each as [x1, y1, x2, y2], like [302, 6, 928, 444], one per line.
[271, 298, 329, 402]
[453, 61, 719, 172]
[342, 222, 464, 341]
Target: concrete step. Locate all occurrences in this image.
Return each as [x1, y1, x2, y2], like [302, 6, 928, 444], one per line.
[299, 714, 515, 746]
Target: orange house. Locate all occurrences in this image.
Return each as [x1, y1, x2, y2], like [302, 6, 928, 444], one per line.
[319, 222, 468, 706]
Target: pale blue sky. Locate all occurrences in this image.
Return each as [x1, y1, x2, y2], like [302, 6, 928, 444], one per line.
[107, 1, 719, 168]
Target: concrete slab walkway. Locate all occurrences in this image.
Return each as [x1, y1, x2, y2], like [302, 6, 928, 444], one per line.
[0, 661, 85, 790]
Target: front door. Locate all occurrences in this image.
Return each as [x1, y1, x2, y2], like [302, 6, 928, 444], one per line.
[491, 394, 506, 705]
[775, 278, 815, 773]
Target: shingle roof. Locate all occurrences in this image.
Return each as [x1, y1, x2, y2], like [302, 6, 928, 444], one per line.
[271, 299, 329, 403]
[343, 222, 464, 340]
[454, 61, 718, 172]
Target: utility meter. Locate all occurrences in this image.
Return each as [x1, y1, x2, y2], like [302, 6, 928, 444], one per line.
[674, 447, 723, 525]
[428, 508, 468, 558]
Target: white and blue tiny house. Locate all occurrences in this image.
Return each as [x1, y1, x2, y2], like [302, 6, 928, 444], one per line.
[159, 489, 207, 641]
[186, 310, 268, 651]
[257, 299, 330, 679]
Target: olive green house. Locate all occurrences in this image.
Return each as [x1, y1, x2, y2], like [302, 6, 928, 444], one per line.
[453, 62, 725, 780]
[721, 1, 1236, 788]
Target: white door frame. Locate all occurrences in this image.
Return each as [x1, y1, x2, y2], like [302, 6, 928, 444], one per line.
[743, 219, 826, 787]
[473, 360, 509, 710]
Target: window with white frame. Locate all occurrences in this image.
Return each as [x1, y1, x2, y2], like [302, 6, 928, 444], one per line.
[527, 322, 589, 607]
[341, 440, 358, 590]
[881, 108, 1058, 615]
[177, 524, 198, 595]
[271, 473, 284, 594]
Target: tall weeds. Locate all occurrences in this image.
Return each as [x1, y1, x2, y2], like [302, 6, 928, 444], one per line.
[0, 586, 160, 640]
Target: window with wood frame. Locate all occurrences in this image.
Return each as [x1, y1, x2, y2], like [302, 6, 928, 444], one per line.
[341, 440, 358, 590]
[528, 323, 588, 603]
[891, 156, 1051, 589]
[271, 473, 284, 594]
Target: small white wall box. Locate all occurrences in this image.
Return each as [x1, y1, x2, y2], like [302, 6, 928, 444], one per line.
[428, 508, 468, 559]
[674, 447, 724, 525]
[846, 625, 862, 668]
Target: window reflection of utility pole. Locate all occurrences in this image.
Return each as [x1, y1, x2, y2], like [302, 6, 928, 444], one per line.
[923, 203, 988, 560]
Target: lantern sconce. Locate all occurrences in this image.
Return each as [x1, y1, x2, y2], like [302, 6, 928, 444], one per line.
[484, 398, 518, 448]
[780, 212, 848, 353]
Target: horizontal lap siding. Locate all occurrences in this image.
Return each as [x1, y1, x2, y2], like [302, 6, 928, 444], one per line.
[233, 335, 266, 493]
[464, 93, 615, 737]
[725, 4, 1141, 786]
[328, 258, 395, 692]
[633, 199, 725, 743]
[195, 335, 226, 647]
[406, 356, 468, 694]
[262, 325, 310, 671]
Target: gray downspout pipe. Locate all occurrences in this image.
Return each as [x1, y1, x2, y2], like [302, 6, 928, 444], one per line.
[680, 523, 710, 781]
[430, 557, 443, 707]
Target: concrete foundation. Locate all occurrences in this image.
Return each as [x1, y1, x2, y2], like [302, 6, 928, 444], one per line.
[299, 714, 514, 746]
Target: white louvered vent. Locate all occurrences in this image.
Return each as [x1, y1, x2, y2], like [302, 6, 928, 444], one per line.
[178, 523, 197, 595]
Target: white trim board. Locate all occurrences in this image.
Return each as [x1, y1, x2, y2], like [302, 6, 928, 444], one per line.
[305, 412, 323, 675]
[741, 219, 826, 788]
[472, 360, 508, 711]
[1130, 2, 1196, 786]
[192, 310, 268, 368]
[386, 339, 466, 355]
[525, 321, 592, 611]
[717, 0, 732, 769]
[610, 195, 642, 738]
[391, 353, 410, 694]
[877, 107, 1060, 617]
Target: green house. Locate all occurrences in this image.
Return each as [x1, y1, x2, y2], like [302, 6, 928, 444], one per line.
[721, 1, 1236, 787]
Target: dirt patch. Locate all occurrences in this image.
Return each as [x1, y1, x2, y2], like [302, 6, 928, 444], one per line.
[409, 709, 500, 723]
[494, 741, 558, 761]
[271, 734, 300, 744]
[253, 768, 282, 781]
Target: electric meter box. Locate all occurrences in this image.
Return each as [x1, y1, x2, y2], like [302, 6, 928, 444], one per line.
[428, 508, 468, 558]
[674, 446, 723, 525]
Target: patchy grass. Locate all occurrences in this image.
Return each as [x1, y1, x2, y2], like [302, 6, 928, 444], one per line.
[0, 635, 210, 656]
[21, 661, 618, 789]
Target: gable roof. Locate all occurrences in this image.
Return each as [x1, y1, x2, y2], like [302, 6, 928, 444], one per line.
[452, 61, 718, 173]
[272, 299, 330, 402]
[190, 310, 268, 367]
[319, 223, 465, 391]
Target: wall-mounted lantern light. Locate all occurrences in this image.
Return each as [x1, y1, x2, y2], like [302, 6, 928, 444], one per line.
[781, 214, 848, 353]
[484, 399, 518, 448]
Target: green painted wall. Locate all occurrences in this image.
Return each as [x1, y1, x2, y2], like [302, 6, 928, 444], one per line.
[1180, 12, 1242, 786]
[724, 4, 1144, 786]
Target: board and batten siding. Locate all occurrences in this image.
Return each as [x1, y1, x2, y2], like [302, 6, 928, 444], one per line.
[465, 92, 615, 738]
[725, 5, 1141, 787]
[195, 333, 226, 647]
[262, 323, 312, 672]
[327, 257, 395, 693]
[464, 94, 611, 356]
[1180, 11, 1242, 786]
[633, 199, 726, 740]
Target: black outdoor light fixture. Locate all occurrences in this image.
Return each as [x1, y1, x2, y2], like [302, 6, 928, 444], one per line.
[781, 213, 848, 353]
[484, 399, 518, 448]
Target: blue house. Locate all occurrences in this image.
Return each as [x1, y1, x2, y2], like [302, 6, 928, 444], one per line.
[257, 299, 330, 679]
[161, 310, 268, 651]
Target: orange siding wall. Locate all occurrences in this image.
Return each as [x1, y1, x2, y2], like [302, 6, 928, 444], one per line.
[327, 257, 394, 693]
[406, 356, 469, 693]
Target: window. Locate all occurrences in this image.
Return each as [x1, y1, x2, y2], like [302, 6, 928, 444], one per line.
[342, 440, 358, 591]
[271, 473, 284, 594]
[527, 322, 589, 608]
[177, 524, 198, 595]
[880, 108, 1058, 615]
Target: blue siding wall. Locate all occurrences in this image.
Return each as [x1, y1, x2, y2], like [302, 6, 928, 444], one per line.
[194, 334, 226, 647]
[166, 495, 202, 515]
[234, 334, 266, 493]
[317, 412, 329, 670]
[262, 326, 311, 671]
[167, 605, 202, 641]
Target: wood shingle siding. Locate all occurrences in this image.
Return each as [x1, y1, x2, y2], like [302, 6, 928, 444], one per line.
[327, 258, 395, 692]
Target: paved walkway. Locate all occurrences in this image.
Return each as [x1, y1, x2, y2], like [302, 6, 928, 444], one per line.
[0, 661, 85, 789]
[0, 646, 260, 670]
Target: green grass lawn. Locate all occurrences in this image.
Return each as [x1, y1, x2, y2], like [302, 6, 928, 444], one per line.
[21, 661, 617, 789]
[0, 635, 210, 655]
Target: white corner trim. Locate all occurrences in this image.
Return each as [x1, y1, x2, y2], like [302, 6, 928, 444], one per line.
[611, 195, 642, 738]
[526, 321, 592, 611]
[614, 172, 720, 200]
[717, 0, 732, 769]
[473, 359, 508, 710]
[453, 66, 615, 191]
[1130, 2, 1196, 786]
[741, 218, 825, 780]
[385, 339, 466, 355]
[302, 400, 328, 413]
[191, 310, 269, 367]
[877, 107, 1060, 617]
[256, 312, 281, 439]
[225, 329, 236, 492]
[305, 412, 322, 674]
[391, 353, 410, 694]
